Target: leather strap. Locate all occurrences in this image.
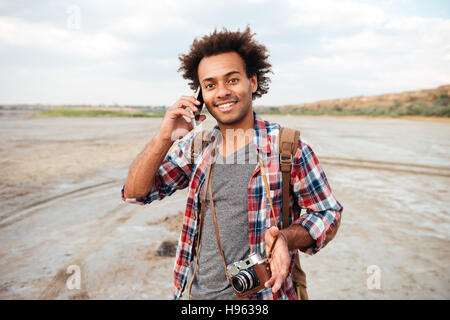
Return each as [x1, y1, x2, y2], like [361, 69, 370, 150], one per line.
[257, 155, 277, 223]
[207, 163, 232, 282]
[257, 154, 281, 261]
[207, 150, 282, 272]
[267, 232, 280, 261]
[279, 127, 300, 228]
[208, 156, 279, 280]
[187, 163, 213, 299]
[279, 127, 309, 300]
[189, 137, 302, 297]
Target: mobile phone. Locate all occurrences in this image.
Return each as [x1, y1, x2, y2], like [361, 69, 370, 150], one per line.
[192, 87, 204, 127]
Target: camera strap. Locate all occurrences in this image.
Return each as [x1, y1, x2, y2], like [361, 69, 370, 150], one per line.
[257, 155, 277, 223]
[208, 153, 280, 280]
[188, 149, 281, 298]
[207, 161, 233, 283]
[187, 162, 213, 300]
[258, 155, 282, 261]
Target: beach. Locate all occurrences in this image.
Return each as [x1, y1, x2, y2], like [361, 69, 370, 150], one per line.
[0, 113, 449, 299]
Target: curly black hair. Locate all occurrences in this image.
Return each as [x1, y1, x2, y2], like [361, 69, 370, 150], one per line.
[178, 26, 272, 100]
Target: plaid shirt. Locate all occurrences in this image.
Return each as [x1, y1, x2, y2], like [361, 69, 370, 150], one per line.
[122, 112, 343, 300]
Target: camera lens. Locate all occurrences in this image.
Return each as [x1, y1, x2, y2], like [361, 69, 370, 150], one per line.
[231, 269, 258, 293]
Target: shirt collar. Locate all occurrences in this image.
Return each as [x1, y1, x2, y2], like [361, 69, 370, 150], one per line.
[253, 111, 272, 155]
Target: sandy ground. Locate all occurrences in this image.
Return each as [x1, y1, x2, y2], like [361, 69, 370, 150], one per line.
[0, 113, 449, 300]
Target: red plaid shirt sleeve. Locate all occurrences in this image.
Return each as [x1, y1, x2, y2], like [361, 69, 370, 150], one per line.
[121, 134, 195, 205]
[291, 137, 343, 255]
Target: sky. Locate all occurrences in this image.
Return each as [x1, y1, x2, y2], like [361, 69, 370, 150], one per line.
[0, 0, 449, 106]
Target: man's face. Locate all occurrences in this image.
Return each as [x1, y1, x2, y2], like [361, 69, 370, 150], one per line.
[197, 51, 257, 127]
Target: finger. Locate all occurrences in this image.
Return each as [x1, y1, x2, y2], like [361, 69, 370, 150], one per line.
[272, 275, 284, 293]
[171, 108, 194, 119]
[175, 102, 197, 117]
[266, 228, 282, 259]
[270, 262, 285, 291]
[179, 96, 199, 106]
[178, 99, 199, 114]
[265, 226, 278, 244]
[265, 226, 279, 244]
[269, 226, 279, 237]
[265, 274, 276, 289]
[181, 95, 201, 106]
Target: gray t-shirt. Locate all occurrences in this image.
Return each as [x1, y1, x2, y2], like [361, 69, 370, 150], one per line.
[186, 141, 257, 300]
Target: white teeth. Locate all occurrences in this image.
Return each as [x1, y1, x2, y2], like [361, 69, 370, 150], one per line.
[218, 102, 234, 109]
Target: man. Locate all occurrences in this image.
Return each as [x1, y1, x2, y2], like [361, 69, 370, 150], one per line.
[122, 27, 343, 300]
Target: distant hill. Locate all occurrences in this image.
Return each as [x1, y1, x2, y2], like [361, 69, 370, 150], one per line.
[2, 85, 449, 118]
[255, 85, 450, 117]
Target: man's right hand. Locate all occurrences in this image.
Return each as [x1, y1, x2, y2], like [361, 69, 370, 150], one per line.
[123, 94, 206, 199]
[157, 94, 206, 143]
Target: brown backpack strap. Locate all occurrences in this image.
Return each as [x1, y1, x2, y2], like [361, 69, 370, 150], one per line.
[279, 127, 300, 228]
[279, 126, 308, 300]
[279, 127, 341, 249]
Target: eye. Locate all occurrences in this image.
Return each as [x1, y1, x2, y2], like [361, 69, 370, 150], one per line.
[228, 78, 239, 84]
[204, 83, 215, 89]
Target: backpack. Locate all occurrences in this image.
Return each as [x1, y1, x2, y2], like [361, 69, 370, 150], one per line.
[190, 127, 341, 300]
[279, 127, 341, 299]
[278, 127, 308, 299]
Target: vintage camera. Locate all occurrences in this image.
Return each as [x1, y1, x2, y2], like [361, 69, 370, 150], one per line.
[227, 252, 272, 299]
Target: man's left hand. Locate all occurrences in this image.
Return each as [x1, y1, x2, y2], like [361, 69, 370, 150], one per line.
[264, 226, 291, 293]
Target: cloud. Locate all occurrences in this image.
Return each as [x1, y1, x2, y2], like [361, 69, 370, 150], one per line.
[318, 30, 388, 52]
[0, 0, 448, 105]
[268, 0, 450, 102]
[0, 17, 134, 59]
[105, 1, 192, 35]
[287, 0, 387, 29]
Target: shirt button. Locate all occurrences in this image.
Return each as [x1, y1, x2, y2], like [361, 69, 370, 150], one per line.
[183, 262, 190, 267]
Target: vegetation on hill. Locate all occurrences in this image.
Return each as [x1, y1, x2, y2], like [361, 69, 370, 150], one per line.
[255, 85, 450, 117]
[36, 109, 164, 118]
[2, 85, 448, 118]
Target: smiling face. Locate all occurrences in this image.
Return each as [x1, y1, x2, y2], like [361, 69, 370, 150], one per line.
[197, 51, 257, 129]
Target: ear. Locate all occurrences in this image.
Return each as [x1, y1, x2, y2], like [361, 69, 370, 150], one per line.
[250, 74, 258, 93]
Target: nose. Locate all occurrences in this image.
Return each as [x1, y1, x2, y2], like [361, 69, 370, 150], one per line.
[216, 82, 232, 100]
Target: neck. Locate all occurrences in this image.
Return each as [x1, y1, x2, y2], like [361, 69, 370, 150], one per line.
[217, 111, 255, 156]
